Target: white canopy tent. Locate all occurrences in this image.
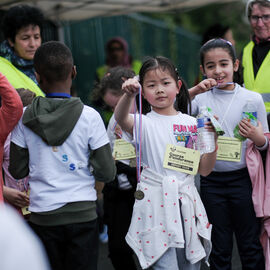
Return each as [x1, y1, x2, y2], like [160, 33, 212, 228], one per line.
[0, 0, 241, 21]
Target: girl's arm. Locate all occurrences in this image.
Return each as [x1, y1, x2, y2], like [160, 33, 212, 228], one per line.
[189, 78, 217, 100]
[198, 121, 217, 176]
[198, 150, 217, 176]
[114, 78, 140, 135]
[3, 186, 29, 208]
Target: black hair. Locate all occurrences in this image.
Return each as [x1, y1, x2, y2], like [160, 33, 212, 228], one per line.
[34, 41, 73, 84]
[92, 66, 135, 102]
[247, 0, 270, 18]
[199, 38, 242, 84]
[2, 5, 44, 42]
[202, 23, 231, 45]
[138, 56, 191, 115]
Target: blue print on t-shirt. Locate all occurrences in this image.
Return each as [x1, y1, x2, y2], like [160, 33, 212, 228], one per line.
[69, 163, 76, 171]
[62, 154, 68, 162]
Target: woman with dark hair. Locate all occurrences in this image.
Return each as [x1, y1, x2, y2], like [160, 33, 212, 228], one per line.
[96, 37, 141, 82]
[0, 4, 45, 96]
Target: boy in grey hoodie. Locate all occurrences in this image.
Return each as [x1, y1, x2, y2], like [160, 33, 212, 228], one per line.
[9, 41, 116, 270]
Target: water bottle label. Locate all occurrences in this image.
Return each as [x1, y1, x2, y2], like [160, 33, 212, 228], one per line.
[197, 118, 204, 128]
[242, 111, 257, 126]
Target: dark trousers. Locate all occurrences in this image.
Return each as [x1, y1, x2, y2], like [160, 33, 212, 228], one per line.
[200, 168, 265, 270]
[103, 185, 137, 270]
[30, 219, 99, 270]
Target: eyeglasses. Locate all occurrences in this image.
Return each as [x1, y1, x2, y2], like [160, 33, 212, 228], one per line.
[250, 14, 270, 23]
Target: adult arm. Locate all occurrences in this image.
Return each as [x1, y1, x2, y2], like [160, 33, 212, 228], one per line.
[0, 73, 23, 143]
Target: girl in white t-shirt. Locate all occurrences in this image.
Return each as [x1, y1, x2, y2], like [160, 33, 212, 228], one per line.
[114, 56, 217, 270]
[191, 38, 267, 270]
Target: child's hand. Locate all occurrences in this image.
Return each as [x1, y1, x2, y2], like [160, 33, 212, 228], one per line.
[195, 79, 217, 94]
[122, 77, 141, 97]
[238, 120, 266, 146]
[189, 79, 217, 99]
[3, 186, 29, 208]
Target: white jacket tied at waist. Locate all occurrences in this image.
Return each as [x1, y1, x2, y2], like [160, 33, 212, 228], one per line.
[126, 168, 212, 269]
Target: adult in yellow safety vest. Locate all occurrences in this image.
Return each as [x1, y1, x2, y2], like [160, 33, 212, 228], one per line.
[93, 37, 141, 126]
[0, 5, 45, 97]
[95, 37, 141, 82]
[242, 0, 270, 112]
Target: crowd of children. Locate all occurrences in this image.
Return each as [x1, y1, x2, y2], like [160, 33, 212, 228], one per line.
[1, 5, 270, 270]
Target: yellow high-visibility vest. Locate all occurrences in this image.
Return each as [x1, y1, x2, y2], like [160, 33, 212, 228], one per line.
[0, 56, 44, 97]
[242, 41, 270, 112]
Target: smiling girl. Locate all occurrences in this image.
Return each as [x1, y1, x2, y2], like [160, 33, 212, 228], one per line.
[192, 38, 268, 270]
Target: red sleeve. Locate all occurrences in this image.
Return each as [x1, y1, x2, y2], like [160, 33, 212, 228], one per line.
[0, 73, 23, 143]
[0, 73, 23, 202]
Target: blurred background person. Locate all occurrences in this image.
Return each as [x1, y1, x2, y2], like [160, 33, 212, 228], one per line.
[95, 37, 141, 82]
[0, 5, 44, 96]
[242, 0, 270, 112]
[92, 37, 141, 126]
[0, 204, 50, 270]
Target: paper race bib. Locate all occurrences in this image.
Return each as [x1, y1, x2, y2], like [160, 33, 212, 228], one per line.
[217, 136, 242, 162]
[21, 189, 31, 216]
[113, 139, 136, 160]
[163, 144, 200, 175]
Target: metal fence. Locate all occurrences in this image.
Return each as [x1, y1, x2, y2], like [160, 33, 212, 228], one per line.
[63, 13, 201, 105]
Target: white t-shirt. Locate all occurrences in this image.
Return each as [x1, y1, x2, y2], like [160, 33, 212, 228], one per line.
[11, 106, 109, 212]
[192, 83, 269, 172]
[133, 110, 198, 179]
[107, 114, 133, 190]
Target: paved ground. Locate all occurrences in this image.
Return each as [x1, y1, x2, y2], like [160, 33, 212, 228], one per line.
[98, 240, 241, 270]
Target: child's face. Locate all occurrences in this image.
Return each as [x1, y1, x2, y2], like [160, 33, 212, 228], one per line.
[142, 68, 180, 115]
[201, 48, 238, 90]
[103, 90, 122, 111]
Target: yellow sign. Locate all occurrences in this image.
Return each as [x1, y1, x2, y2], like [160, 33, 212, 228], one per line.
[21, 206, 31, 216]
[163, 144, 200, 175]
[217, 136, 242, 162]
[113, 139, 136, 160]
[21, 189, 31, 216]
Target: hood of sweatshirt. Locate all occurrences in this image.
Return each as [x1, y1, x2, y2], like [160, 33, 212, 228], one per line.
[22, 96, 84, 146]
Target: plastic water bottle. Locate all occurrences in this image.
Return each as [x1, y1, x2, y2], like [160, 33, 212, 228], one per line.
[233, 100, 257, 141]
[196, 106, 215, 154]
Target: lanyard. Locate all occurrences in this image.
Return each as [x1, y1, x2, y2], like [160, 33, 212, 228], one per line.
[46, 93, 71, 98]
[134, 87, 142, 183]
[112, 121, 122, 139]
[211, 87, 238, 137]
